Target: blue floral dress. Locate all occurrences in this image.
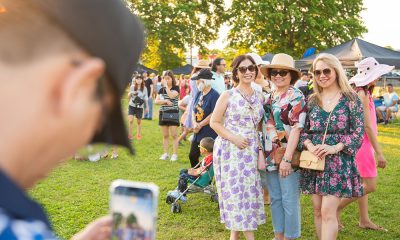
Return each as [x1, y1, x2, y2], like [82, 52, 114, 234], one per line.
[213, 87, 266, 231]
[298, 94, 364, 198]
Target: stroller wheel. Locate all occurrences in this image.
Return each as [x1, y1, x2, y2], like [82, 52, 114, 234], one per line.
[171, 203, 181, 213]
[211, 194, 219, 203]
[166, 195, 173, 204]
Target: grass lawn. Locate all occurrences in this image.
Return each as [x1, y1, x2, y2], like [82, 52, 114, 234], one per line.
[30, 99, 400, 239]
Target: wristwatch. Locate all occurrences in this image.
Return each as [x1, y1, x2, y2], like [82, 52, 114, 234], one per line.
[282, 156, 292, 163]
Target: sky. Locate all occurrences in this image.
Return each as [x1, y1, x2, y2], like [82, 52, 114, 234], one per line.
[207, 0, 400, 51]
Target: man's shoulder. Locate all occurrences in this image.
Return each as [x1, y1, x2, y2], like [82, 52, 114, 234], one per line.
[0, 210, 56, 239]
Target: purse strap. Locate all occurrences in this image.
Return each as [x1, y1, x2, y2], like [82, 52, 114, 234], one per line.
[321, 105, 336, 144]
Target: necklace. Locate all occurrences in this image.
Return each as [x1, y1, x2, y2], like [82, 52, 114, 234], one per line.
[323, 90, 340, 105]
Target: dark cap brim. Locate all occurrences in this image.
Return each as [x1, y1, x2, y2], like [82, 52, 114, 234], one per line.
[91, 100, 134, 154]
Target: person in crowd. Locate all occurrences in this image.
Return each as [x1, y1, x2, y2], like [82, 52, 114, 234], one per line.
[225, 74, 233, 90]
[376, 83, 399, 124]
[189, 68, 219, 168]
[0, 0, 144, 238]
[294, 71, 311, 89]
[298, 53, 364, 240]
[155, 70, 180, 161]
[211, 55, 266, 240]
[247, 52, 271, 92]
[260, 53, 306, 240]
[179, 75, 191, 100]
[184, 60, 211, 133]
[143, 71, 154, 120]
[155, 75, 162, 96]
[128, 75, 148, 140]
[337, 57, 391, 231]
[211, 57, 227, 94]
[298, 79, 314, 104]
[178, 91, 192, 145]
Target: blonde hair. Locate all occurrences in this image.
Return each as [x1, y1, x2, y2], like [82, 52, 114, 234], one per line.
[310, 53, 356, 106]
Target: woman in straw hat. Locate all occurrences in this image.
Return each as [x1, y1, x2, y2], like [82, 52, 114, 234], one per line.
[337, 57, 391, 231]
[298, 53, 364, 240]
[211, 54, 266, 240]
[260, 53, 306, 240]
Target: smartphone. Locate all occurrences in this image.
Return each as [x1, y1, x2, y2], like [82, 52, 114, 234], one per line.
[110, 180, 159, 240]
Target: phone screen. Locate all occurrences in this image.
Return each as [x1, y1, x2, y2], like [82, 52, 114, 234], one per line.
[111, 185, 156, 240]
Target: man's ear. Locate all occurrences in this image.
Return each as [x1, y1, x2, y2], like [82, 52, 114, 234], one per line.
[55, 58, 105, 115]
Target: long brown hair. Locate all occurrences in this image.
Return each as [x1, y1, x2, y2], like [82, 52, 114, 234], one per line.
[134, 76, 145, 91]
[163, 70, 177, 87]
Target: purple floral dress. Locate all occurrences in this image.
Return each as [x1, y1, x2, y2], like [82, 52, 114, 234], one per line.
[213, 87, 266, 231]
[298, 94, 364, 198]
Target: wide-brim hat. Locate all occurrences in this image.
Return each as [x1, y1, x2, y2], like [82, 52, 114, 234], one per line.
[194, 59, 211, 69]
[260, 53, 301, 79]
[349, 57, 394, 87]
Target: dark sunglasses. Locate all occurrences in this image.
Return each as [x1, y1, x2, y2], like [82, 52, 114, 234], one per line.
[314, 68, 332, 77]
[270, 70, 289, 77]
[238, 64, 257, 74]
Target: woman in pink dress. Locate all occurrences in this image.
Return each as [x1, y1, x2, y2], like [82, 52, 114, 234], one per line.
[337, 57, 393, 231]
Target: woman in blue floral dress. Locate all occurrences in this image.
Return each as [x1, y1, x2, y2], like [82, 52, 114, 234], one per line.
[298, 54, 364, 240]
[211, 55, 266, 240]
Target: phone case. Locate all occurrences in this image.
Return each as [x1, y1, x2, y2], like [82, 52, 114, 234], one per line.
[110, 180, 159, 240]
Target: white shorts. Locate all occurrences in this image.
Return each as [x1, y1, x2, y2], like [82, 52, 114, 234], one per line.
[377, 105, 398, 112]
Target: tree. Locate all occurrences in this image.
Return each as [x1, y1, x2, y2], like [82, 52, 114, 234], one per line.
[126, 213, 138, 227]
[112, 212, 123, 229]
[127, 0, 225, 71]
[226, 0, 367, 58]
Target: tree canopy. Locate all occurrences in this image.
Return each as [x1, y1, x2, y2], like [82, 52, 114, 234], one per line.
[225, 0, 367, 58]
[128, 0, 225, 71]
[127, 0, 367, 70]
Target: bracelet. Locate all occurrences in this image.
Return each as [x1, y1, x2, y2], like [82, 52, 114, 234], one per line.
[333, 145, 338, 154]
[282, 156, 292, 163]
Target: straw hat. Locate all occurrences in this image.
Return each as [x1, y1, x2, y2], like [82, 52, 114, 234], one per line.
[349, 57, 394, 87]
[195, 59, 211, 69]
[260, 53, 300, 79]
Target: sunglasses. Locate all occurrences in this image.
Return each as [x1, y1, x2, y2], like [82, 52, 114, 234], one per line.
[219, 64, 226, 67]
[270, 70, 289, 77]
[314, 68, 332, 77]
[238, 64, 257, 74]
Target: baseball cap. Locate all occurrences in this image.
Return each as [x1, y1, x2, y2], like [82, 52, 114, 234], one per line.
[31, 0, 145, 153]
[191, 69, 215, 81]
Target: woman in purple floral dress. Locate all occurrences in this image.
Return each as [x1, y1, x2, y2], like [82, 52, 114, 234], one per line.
[211, 55, 266, 240]
[298, 54, 364, 240]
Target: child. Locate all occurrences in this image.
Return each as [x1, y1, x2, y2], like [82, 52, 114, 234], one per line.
[177, 137, 214, 193]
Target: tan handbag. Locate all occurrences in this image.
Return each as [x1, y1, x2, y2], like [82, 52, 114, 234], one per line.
[299, 106, 335, 171]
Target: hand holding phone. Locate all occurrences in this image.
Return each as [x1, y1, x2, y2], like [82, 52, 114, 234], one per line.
[110, 180, 159, 240]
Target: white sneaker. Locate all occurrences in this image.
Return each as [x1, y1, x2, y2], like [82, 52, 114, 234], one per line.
[159, 153, 169, 160]
[170, 154, 178, 161]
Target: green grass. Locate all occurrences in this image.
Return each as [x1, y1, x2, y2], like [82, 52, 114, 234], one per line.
[30, 100, 400, 239]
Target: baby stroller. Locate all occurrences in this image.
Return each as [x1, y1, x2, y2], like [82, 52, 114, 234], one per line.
[166, 161, 218, 213]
